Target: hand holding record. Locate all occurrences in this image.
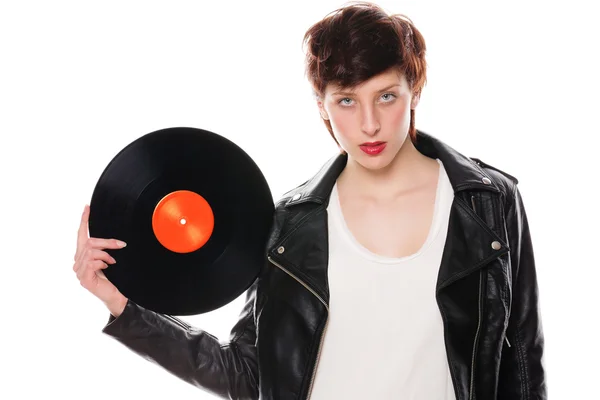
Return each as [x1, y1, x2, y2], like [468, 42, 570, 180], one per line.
[73, 204, 129, 317]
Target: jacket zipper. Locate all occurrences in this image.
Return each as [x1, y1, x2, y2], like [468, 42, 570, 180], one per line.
[469, 195, 481, 400]
[307, 317, 329, 399]
[267, 256, 328, 310]
[267, 256, 329, 400]
[469, 269, 483, 400]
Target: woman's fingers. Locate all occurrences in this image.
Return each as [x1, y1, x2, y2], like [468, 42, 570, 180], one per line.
[87, 237, 127, 250]
[74, 205, 126, 261]
[75, 204, 90, 261]
[72, 207, 124, 302]
[73, 249, 116, 272]
[77, 259, 108, 281]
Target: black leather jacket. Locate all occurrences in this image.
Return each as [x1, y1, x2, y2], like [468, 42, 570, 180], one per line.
[102, 130, 547, 400]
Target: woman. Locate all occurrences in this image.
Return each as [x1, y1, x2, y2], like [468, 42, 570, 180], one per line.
[73, 2, 546, 399]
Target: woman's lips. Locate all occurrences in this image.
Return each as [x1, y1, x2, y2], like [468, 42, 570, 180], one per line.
[359, 142, 386, 155]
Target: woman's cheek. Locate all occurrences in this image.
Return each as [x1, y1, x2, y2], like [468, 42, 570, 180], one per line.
[331, 112, 354, 144]
[391, 101, 411, 131]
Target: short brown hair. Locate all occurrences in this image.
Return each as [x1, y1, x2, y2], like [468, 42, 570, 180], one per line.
[302, 1, 427, 145]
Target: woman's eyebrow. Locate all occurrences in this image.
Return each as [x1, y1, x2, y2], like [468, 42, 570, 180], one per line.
[331, 83, 401, 96]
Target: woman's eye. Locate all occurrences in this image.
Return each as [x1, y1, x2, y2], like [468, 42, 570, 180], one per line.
[338, 93, 396, 106]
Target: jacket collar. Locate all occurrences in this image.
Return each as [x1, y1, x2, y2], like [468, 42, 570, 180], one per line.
[284, 129, 502, 208]
[269, 130, 510, 303]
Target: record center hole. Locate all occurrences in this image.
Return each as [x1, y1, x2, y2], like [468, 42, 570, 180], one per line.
[180, 218, 187, 225]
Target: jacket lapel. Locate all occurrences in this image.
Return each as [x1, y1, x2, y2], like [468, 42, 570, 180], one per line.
[268, 130, 510, 305]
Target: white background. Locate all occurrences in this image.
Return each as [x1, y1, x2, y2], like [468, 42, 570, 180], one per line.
[1, 0, 598, 398]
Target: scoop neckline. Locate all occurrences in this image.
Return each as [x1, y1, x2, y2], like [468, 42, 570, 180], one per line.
[330, 158, 444, 265]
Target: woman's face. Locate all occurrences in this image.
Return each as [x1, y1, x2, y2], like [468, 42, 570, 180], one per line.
[318, 68, 419, 171]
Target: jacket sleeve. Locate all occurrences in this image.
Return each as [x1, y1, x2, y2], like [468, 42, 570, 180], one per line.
[498, 181, 547, 399]
[101, 268, 266, 400]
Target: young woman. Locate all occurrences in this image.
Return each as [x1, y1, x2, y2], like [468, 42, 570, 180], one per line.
[73, 2, 546, 399]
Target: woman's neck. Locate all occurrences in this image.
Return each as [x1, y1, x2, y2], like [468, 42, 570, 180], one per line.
[337, 138, 437, 202]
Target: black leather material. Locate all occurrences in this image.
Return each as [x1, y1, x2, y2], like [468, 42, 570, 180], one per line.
[102, 130, 546, 400]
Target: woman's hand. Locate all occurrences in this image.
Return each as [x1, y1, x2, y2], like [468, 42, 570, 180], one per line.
[73, 204, 128, 317]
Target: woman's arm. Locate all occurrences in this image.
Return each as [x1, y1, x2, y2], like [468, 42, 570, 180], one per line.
[101, 270, 265, 400]
[498, 181, 547, 399]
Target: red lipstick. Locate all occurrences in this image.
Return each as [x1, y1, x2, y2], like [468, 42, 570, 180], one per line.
[359, 141, 386, 155]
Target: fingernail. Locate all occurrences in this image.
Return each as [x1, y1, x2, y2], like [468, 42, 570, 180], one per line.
[117, 240, 127, 247]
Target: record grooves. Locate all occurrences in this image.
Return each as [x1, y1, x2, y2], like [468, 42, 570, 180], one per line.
[89, 127, 274, 315]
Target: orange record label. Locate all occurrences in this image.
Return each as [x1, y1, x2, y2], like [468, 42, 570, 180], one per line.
[152, 190, 215, 253]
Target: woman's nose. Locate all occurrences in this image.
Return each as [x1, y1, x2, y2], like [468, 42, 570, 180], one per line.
[361, 107, 380, 136]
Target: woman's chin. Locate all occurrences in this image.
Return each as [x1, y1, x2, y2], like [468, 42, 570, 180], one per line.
[349, 152, 394, 171]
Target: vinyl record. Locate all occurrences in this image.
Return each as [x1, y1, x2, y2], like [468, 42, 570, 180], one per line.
[88, 127, 274, 316]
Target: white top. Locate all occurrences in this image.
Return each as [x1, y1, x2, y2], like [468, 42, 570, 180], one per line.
[309, 158, 457, 400]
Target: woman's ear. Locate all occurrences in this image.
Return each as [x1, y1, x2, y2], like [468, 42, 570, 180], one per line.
[317, 99, 329, 120]
[411, 93, 421, 109]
